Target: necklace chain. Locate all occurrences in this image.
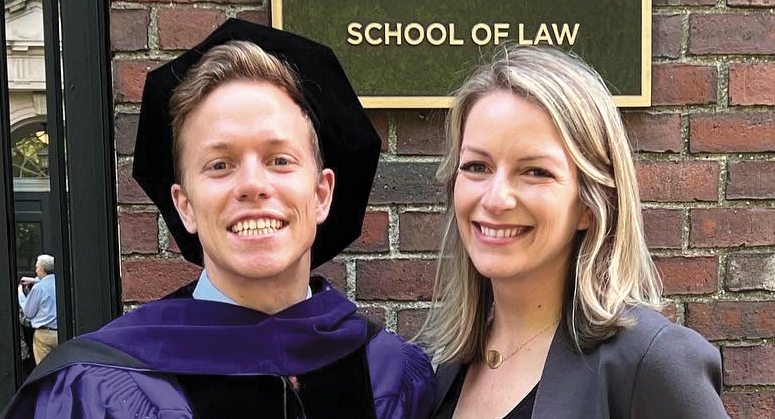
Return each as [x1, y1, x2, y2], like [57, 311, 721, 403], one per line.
[485, 320, 559, 369]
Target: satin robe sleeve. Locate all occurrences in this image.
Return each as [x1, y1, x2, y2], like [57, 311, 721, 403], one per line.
[6, 364, 192, 419]
[367, 330, 437, 419]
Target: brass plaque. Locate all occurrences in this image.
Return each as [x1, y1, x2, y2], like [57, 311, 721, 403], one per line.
[272, 0, 650, 108]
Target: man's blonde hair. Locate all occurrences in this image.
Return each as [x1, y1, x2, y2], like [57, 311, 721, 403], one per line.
[169, 40, 321, 183]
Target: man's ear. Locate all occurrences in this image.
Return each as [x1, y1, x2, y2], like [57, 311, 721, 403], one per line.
[315, 168, 335, 224]
[171, 183, 198, 234]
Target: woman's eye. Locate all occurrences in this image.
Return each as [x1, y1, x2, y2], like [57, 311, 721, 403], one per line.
[525, 168, 553, 178]
[211, 161, 227, 170]
[459, 162, 488, 173]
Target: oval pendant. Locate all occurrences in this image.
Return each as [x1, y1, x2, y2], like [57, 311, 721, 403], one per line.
[486, 350, 503, 369]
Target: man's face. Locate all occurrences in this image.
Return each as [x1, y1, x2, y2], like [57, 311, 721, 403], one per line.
[35, 263, 45, 279]
[171, 80, 334, 285]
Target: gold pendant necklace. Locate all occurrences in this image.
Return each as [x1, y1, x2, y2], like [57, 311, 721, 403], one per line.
[485, 320, 559, 369]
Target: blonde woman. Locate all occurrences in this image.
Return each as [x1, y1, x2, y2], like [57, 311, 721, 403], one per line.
[419, 46, 728, 419]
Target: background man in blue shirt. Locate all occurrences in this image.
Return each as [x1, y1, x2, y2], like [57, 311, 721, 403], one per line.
[17, 254, 57, 364]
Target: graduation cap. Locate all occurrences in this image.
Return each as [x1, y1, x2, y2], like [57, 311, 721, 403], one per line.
[132, 18, 381, 269]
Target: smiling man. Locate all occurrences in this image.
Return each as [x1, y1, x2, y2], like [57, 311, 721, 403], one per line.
[1, 20, 434, 419]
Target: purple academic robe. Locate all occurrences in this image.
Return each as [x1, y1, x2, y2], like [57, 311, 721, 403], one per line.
[1, 278, 435, 419]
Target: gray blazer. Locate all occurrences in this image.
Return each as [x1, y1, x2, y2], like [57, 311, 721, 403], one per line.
[433, 307, 729, 419]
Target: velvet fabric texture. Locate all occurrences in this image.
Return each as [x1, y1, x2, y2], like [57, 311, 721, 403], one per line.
[1, 278, 436, 419]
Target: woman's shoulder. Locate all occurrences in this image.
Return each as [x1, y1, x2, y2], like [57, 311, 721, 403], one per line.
[366, 329, 436, 419]
[599, 306, 723, 398]
[611, 306, 716, 358]
[608, 307, 727, 417]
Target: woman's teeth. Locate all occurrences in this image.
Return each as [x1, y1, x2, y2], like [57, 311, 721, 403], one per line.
[479, 225, 529, 238]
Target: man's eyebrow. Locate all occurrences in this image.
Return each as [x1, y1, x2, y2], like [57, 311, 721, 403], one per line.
[200, 138, 295, 149]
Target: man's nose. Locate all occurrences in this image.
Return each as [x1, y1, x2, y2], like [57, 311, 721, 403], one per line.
[234, 160, 272, 201]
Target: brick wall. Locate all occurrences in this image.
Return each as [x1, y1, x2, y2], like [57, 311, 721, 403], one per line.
[111, 1, 775, 417]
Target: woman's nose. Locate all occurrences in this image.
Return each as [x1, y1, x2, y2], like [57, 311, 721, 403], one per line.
[480, 174, 517, 214]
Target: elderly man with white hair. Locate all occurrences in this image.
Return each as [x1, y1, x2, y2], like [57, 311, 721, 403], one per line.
[17, 254, 57, 364]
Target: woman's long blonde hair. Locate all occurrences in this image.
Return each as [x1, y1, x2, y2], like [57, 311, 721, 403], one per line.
[417, 46, 662, 364]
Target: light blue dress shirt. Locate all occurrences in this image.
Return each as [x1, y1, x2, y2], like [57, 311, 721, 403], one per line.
[18, 274, 57, 329]
[192, 270, 311, 305]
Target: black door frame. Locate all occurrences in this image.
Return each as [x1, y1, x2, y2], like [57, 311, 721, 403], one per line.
[0, 0, 120, 406]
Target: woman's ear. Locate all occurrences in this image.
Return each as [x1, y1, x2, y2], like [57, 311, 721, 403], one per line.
[577, 204, 592, 231]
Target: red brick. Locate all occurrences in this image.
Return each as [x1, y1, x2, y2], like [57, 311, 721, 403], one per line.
[727, 161, 775, 200]
[117, 160, 151, 204]
[110, 8, 149, 51]
[652, 64, 716, 106]
[730, 64, 775, 106]
[128, 0, 257, 2]
[356, 306, 386, 327]
[366, 110, 389, 152]
[686, 301, 775, 341]
[654, 256, 718, 295]
[661, 301, 677, 322]
[113, 60, 165, 103]
[728, 0, 775, 4]
[370, 162, 444, 205]
[346, 211, 389, 253]
[723, 391, 775, 419]
[624, 112, 682, 153]
[119, 211, 158, 254]
[642, 209, 683, 249]
[653, 15, 682, 59]
[397, 308, 429, 340]
[158, 8, 227, 50]
[356, 259, 435, 300]
[726, 252, 775, 292]
[167, 232, 181, 254]
[690, 113, 775, 153]
[122, 258, 202, 302]
[653, 0, 714, 4]
[399, 211, 444, 252]
[235, 9, 269, 25]
[690, 14, 775, 55]
[311, 260, 347, 293]
[396, 110, 445, 155]
[690, 208, 775, 248]
[723, 345, 775, 385]
[636, 161, 719, 202]
[115, 113, 139, 156]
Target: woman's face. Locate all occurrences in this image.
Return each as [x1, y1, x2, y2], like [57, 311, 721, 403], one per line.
[454, 91, 590, 285]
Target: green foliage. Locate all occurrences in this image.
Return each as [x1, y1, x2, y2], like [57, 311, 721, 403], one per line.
[12, 132, 48, 178]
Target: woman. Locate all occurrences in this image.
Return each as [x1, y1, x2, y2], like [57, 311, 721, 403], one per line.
[418, 46, 728, 419]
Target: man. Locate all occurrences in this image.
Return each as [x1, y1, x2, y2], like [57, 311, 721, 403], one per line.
[1, 20, 434, 419]
[17, 254, 57, 364]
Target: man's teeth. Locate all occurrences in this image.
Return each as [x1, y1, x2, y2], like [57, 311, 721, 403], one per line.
[231, 218, 284, 236]
[480, 225, 528, 238]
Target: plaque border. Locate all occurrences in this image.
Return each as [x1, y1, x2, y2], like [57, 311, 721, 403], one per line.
[271, 0, 651, 108]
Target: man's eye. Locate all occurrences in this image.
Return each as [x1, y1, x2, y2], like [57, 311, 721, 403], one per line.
[459, 162, 488, 173]
[273, 157, 290, 166]
[211, 161, 227, 170]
